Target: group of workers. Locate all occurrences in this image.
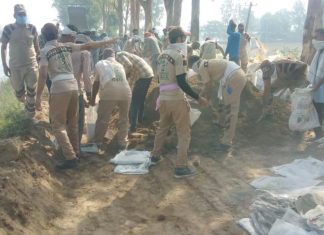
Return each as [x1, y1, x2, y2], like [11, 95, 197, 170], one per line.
[2, 4, 324, 179]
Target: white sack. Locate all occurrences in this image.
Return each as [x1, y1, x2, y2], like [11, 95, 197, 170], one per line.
[86, 105, 98, 142]
[289, 88, 320, 131]
[110, 150, 150, 165]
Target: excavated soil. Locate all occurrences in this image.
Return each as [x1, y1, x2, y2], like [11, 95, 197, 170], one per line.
[0, 79, 323, 235]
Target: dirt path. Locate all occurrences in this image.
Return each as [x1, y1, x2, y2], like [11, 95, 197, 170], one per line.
[41, 131, 316, 235]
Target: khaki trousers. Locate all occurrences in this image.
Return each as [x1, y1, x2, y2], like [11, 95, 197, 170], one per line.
[94, 99, 130, 145]
[240, 53, 248, 73]
[152, 99, 191, 167]
[10, 64, 38, 116]
[49, 91, 79, 160]
[220, 70, 247, 145]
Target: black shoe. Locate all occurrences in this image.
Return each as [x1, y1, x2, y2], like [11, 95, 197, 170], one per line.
[214, 143, 231, 152]
[174, 167, 197, 179]
[150, 155, 163, 166]
[55, 158, 79, 170]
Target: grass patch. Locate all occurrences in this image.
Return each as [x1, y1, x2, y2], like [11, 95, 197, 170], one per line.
[0, 79, 31, 138]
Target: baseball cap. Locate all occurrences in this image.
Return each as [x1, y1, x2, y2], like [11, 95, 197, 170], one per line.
[14, 4, 26, 14]
[61, 27, 77, 37]
[168, 26, 191, 41]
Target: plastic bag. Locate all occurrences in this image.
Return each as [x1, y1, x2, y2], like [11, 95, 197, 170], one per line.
[305, 205, 324, 232]
[237, 218, 258, 235]
[289, 88, 320, 132]
[50, 136, 59, 150]
[190, 108, 201, 126]
[114, 159, 151, 175]
[268, 219, 318, 235]
[86, 105, 98, 142]
[110, 150, 150, 165]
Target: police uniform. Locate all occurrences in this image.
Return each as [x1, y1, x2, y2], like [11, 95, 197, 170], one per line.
[151, 46, 191, 167]
[195, 59, 247, 146]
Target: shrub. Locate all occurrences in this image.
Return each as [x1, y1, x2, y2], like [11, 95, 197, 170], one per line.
[0, 80, 31, 138]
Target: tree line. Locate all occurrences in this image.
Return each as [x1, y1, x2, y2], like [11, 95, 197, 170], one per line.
[52, 0, 323, 63]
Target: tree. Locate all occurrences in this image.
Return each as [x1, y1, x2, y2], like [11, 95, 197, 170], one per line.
[130, 0, 140, 31]
[291, 0, 306, 34]
[139, 0, 153, 31]
[53, 0, 101, 30]
[259, 10, 293, 42]
[96, 0, 112, 33]
[163, 0, 183, 27]
[123, 0, 130, 35]
[190, 0, 200, 42]
[301, 0, 323, 64]
[152, 0, 165, 28]
[200, 20, 226, 42]
[172, 0, 183, 26]
[52, 0, 119, 33]
[117, 0, 124, 36]
[164, 0, 174, 27]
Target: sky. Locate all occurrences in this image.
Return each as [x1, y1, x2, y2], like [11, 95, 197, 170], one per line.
[0, 0, 308, 32]
[181, 0, 308, 28]
[0, 0, 58, 30]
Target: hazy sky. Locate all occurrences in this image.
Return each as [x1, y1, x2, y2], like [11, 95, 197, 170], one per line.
[0, 0, 308, 31]
[181, 0, 308, 28]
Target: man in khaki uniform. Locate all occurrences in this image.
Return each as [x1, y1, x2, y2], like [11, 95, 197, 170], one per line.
[1, 4, 40, 118]
[200, 37, 225, 60]
[116, 51, 154, 132]
[90, 49, 132, 150]
[36, 23, 116, 170]
[151, 27, 208, 179]
[60, 26, 92, 142]
[238, 23, 250, 73]
[143, 31, 161, 77]
[188, 55, 247, 151]
[123, 29, 143, 57]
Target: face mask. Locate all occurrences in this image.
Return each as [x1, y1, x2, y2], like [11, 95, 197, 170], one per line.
[312, 39, 324, 50]
[16, 16, 27, 25]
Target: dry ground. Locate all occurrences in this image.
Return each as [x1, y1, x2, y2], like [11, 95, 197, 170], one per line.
[0, 82, 322, 235]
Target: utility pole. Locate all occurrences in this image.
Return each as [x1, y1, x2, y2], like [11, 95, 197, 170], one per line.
[245, 1, 257, 32]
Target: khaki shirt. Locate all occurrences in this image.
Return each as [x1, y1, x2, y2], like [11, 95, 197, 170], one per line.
[158, 46, 187, 100]
[1, 23, 38, 68]
[143, 36, 161, 58]
[240, 34, 249, 63]
[198, 59, 228, 84]
[201, 40, 217, 60]
[40, 40, 81, 93]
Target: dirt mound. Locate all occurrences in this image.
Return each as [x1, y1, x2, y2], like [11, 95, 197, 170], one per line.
[0, 124, 63, 235]
[0, 80, 302, 235]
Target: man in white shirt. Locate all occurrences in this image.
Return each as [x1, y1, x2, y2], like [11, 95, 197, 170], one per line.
[90, 49, 132, 150]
